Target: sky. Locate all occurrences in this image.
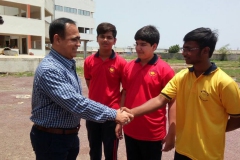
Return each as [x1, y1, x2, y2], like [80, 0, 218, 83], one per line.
[87, 0, 240, 50]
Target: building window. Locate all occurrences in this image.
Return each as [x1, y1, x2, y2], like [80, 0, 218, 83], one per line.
[78, 9, 84, 15]
[55, 5, 63, 11]
[62, 6, 91, 16]
[86, 11, 90, 16]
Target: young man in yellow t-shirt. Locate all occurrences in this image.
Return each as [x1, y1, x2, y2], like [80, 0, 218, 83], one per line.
[124, 27, 240, 160]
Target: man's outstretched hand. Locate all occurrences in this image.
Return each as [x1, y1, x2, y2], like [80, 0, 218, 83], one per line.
[115, 108, 134, 125]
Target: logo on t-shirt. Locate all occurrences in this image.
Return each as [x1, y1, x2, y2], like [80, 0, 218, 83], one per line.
[109, 66, 115, 73]
[199, 90, 209, 101]
[149, 70, 157, 76]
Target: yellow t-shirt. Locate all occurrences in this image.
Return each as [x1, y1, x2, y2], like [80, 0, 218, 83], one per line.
[161, 64, 240, 160]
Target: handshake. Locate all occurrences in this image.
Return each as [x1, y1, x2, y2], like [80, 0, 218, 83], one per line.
[115, 107, 134, 125]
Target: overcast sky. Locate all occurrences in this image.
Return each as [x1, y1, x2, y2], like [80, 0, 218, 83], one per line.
[87, 0, 240, 50]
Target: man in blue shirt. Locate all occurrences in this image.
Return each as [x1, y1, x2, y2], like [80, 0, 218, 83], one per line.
[30, 18, 133, 160]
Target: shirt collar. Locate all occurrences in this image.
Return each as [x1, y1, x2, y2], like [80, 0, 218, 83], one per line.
[94, 49, 116, 59]
[188, 62, 218, 75]
[135, 54, 159, 65]
[50, 48, 76, 69]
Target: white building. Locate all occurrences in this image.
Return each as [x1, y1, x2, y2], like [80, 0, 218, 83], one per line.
[0, 0, 54, 56]
[0, 0, 95, 57]
[54, 0, 95, 58]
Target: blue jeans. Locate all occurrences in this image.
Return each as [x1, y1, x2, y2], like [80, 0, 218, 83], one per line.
[30, 125, 79, 160]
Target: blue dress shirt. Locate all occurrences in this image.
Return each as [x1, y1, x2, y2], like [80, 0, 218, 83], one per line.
[30, 49, 116, 128]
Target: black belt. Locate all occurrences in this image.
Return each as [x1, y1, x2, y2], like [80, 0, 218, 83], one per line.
[34, 124, 80, 135]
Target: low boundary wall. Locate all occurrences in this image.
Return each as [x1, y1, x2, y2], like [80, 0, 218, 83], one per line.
[0, 56, 84, 73]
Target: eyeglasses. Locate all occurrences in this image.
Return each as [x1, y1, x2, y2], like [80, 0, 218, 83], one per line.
[180, 47, 199, 52]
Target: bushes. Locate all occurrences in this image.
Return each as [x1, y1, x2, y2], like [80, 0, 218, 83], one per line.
[218, 44, 230, 61]
[168, 44, 180, 53]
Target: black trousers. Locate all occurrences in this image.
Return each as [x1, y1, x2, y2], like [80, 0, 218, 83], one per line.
[86, 120, 119, 160]
[174, 151, 192, 160]
[30, 125, 79, 160]
[124, 133, 163, 160]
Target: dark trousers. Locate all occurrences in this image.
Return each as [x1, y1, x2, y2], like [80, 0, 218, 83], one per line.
[124, 134, 163, 160]
[30, 125, 79, 160]
[86, 120, 119, 160]
[174, 151, 192, 160]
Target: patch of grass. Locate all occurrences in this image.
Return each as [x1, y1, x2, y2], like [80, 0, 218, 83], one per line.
[76, 66, 84, 76]
[163, 59, 185, 64]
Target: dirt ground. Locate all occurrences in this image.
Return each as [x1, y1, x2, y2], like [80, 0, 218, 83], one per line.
[0, 76, 240, 160]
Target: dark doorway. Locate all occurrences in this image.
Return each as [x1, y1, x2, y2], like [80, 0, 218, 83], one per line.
[22, 38, 27, 54]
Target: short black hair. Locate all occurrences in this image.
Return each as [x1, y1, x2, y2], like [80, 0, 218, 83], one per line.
[183, 27, 218, 58]
[96, 22, 117, 38]
[134, 25, 160, 46]
[49, 18, 76, 44]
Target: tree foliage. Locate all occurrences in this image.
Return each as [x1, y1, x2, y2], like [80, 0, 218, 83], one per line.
[218, 44, 230, 61]
[168, 44, 180, 53]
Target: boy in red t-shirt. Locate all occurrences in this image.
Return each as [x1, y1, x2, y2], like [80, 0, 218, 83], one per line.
[84, 22, 126, 160]
[116, 25, 176, 160]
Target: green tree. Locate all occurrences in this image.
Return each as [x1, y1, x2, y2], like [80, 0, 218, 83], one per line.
[168, 44, 180, 53]
[218, 44, 230, 61]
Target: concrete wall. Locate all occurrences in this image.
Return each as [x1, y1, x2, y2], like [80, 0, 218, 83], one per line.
[0, 56, 84, 73]
[0, 57, 42, 72]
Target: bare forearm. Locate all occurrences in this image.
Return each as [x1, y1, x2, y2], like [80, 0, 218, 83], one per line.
[85, 79, 90, 89]
[131, 95, 169, 117]
[120, 89, 126, 107]
[167, 100, 176, 135]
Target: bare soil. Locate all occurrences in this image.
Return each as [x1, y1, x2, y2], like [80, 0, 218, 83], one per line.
[0, 75, 239, 160]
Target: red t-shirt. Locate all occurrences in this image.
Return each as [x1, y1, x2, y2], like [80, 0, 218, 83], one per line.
[122, 54, 175, 141]
[84, 50, 127, 109]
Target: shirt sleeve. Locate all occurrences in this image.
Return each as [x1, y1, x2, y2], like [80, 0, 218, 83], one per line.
[161, 74, 178, 100]
[39, 69, 116, 123]
[220, 81, 240, 116]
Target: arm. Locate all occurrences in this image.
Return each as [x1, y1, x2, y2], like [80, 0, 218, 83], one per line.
[85, 79, 90, 89]
[115, 123, 123, 139]
[115, 89, 127, 138]
[162, 99, 176, 151]
[131, 94, 170, 117]
[120, 89, 126, 107]
[39, 70, 133, 124]
[226, 116, 240, 132]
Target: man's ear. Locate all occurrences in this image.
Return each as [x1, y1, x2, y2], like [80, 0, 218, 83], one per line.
[113, 38, 117, 45]
[202, 47, 210, 56]
[54, 34, 60, 44]
[152, 43, 158, 50]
